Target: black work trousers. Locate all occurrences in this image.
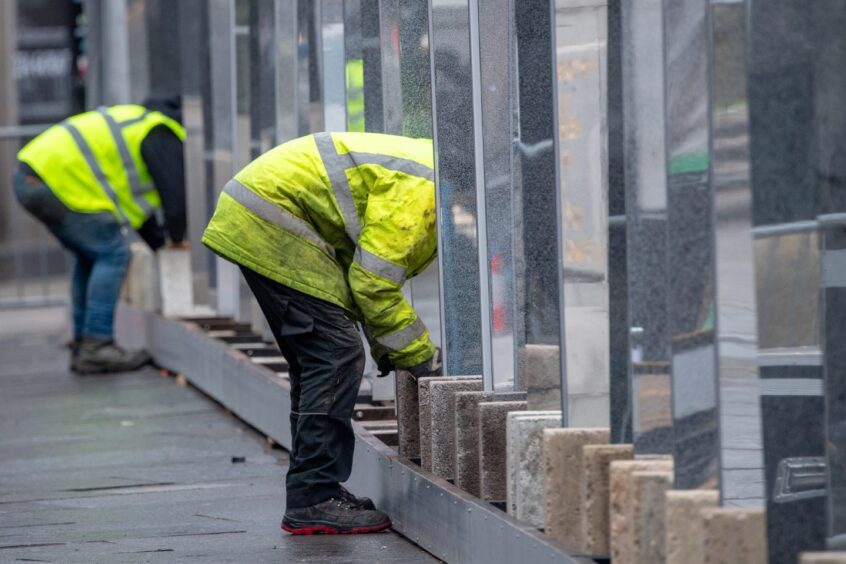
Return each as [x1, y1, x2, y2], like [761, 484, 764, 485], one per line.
[241, 267, 365, 509]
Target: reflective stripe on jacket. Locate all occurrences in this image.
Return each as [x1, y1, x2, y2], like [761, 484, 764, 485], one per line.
[17, 104, 186, 228]
[202, 132, 437, 368]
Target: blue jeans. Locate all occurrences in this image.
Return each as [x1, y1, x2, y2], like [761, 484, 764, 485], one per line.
[13, 170, 131, 340]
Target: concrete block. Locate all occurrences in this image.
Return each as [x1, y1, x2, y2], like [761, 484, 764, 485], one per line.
[542, 428, 610, 551]
[506, 411, 562, 527]
[581, 444, 634, 556]
[479, 401, 528, 501]
[396, 370, 420, 458]
[701, 507, 767, 564]
[519, 344, 561, 410]
[455, 391, 526, 496]
[632, 470, 672, 564]
[801, 553, 846, 564]
[609, 458, 673, 564]
[419, 376, 478, 471]
[122, 242, 159, 311]
[158, 247, 194, 317]
[429, 378, 483, 480]
[665, 490, 719, 564]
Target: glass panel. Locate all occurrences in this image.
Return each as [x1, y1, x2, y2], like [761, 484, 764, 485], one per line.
[514, 0, 561, 404]
[552, 0, 609, 426]
[475, 0, 516, 390]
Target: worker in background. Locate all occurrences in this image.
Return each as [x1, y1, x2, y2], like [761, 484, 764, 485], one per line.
[13, 97, 187, 375]
[203, 132, 443, 534]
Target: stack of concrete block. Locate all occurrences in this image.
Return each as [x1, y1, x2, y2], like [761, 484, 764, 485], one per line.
[454, 391, 526, 497]
[581, 444, 635, 555]
[541, 427, 633, 554]
[418, 376, 482, 472]
[506, 411, 562, 527]
[609, 458, 673, 564]
[428, 378, 483, 480]
[543, 428, 610, 548]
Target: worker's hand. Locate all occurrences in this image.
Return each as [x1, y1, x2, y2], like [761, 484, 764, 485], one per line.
[406, 348, 442, 380]
[377, 354, 396, 378]
[167, 241, 190, 250]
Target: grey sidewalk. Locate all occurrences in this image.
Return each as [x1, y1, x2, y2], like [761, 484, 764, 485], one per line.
[0, 307, 439, 563]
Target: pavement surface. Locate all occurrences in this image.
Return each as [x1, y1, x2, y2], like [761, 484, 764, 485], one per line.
[0, 306, 440, 563]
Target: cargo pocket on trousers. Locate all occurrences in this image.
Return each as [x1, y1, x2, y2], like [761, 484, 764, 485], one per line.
[279, 302, 315, 336]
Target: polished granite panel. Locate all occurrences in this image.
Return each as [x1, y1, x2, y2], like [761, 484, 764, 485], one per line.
[606, 0, 631, 445]
[513, 0, 562, 399]
[429, 0, 483, 376]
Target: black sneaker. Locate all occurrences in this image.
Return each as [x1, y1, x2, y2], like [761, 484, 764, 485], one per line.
[282, 497, 391, 535]
[339, 486, 376, 510]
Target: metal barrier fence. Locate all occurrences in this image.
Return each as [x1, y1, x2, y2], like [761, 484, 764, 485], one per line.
[0, 124, 70, 309]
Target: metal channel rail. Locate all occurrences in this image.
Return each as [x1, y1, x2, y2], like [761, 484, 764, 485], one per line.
[115, 302, 594, 564]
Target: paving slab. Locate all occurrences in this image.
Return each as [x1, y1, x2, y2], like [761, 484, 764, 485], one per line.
[664, 489, 718, 564]
[0, 307, 438, 564]
[455, 391, 526, 496]
[428, 378, 482, 480]
[542, 428, 610, 551]
[479, 401, 528, 502]
[418, 376, 477, 471]
[506, 411, 562, 527]
[581, 444, 634, 556]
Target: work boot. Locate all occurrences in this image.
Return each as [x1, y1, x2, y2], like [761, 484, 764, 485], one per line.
[339, 486, 376, 510]
[73, 338, 151, 375]
[281, 497, 392, 535]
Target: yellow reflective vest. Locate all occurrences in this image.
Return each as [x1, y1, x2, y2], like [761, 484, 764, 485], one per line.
[18, 104, 186, 228]
[202, 132, 437, 368]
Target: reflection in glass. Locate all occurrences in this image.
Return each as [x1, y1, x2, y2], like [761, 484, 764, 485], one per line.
[553, 0, 609, 426]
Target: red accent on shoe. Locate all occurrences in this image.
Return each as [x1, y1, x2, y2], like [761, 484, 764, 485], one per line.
[281, 520, 392, 535]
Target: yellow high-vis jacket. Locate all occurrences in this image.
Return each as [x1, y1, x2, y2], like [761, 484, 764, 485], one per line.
[17, 104, 185, 228]
[202, 132, 437, 368]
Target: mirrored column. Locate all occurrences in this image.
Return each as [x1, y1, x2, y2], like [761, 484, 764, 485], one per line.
[552, 0, 610, 426]
[664, 0, 716, 486]
[319, 0, 345, 131]
[179, 0, 213, 305]
[710, 0, 764, 506]
[621, 0, 671, 452]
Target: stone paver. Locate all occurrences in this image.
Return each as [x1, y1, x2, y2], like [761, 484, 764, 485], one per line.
[0, 307, 438, 563]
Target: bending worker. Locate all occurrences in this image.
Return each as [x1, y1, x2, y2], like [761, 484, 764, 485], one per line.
[14, 98, 186, 374]
[202, 132, 442, 534]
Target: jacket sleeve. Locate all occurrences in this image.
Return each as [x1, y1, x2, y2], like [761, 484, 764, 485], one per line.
[140, 126, 187, 244]
[346, 174, 437, 369]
